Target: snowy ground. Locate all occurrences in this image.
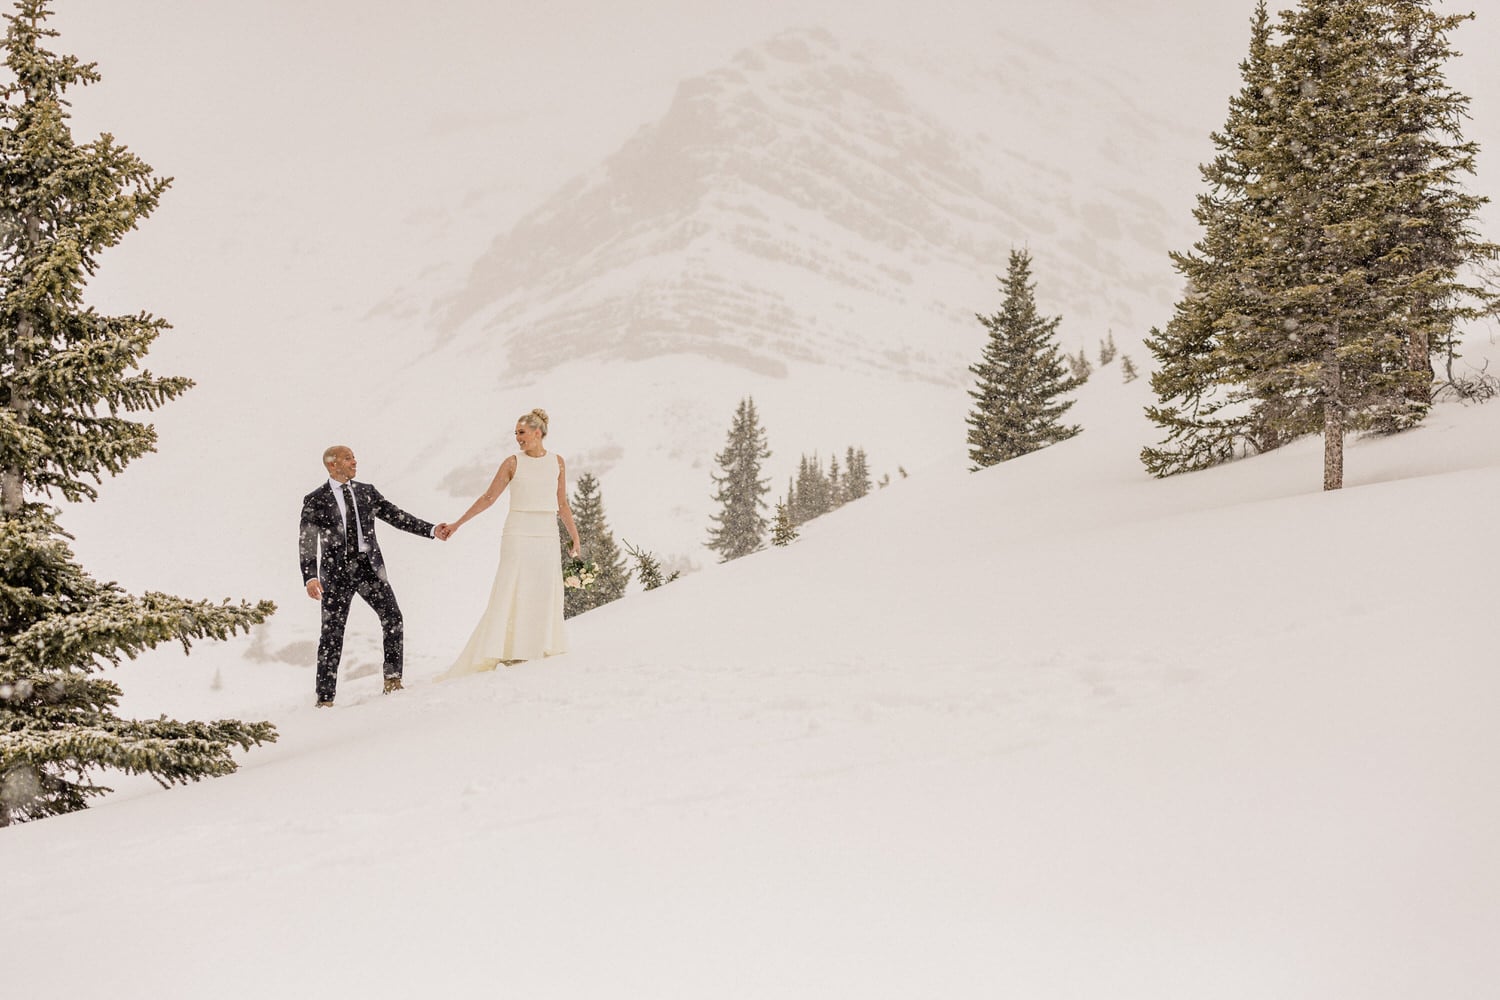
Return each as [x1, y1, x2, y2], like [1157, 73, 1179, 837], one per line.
[6, 338, 1499, 999]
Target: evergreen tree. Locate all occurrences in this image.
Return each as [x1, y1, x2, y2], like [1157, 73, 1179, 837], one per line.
[965, 249, 1083, 469]
[771, 502, 798, 546]
[843, 446, 871, 501]
[705, 397, 771, 561]
[623, 539, 680, 590]
[1120, 355, 1140, 384]
[826, 452, 844, 509]
[1142, 2, 1283, 476]
[792, 452, 829, 525]
[559, 472, 629, 618]
[1099, 331, 1118, 366]
[1, 2, 275, 825]
[1067, 349, 1094, 382]
[785, 446, 869, 523]
[1321, 0, 1496, 439]
[1228, 0, 1461, 488]
[1144, 0, 1497, 487]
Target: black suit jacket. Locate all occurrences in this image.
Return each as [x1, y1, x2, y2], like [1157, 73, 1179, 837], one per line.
[299, 480, 435, 585]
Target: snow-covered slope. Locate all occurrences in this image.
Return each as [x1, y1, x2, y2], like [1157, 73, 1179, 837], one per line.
[6, 340, 1498, 1000]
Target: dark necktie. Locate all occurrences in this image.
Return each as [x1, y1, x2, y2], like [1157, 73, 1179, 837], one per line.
[341, 482, 361, 557]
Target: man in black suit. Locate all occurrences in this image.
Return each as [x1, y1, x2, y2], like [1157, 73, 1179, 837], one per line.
[299, 445, 449, 707]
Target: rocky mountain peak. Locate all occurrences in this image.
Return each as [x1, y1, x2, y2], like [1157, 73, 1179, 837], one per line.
[435, 27, 1186, 384]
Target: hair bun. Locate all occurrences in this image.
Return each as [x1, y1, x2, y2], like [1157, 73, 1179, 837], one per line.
[518, 407, 550, 437]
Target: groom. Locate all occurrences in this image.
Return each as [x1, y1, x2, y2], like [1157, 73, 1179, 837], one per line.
[299, 445, 448, 707]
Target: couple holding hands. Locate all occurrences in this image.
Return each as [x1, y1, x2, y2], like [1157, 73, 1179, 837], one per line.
[297, 408, 580, 707]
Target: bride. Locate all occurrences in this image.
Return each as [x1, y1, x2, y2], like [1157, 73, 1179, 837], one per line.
[440, 408, 581, 675]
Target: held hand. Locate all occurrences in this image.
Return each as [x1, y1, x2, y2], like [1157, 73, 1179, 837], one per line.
[306, 579, 323, 600]
[569, 540, 580, 558]
[435, 523, 452, 541]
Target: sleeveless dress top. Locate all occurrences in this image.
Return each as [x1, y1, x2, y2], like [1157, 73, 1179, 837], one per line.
[504, 451, 560, 532]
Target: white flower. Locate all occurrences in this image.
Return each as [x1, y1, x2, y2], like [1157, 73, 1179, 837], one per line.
[564, 575, 581, 588]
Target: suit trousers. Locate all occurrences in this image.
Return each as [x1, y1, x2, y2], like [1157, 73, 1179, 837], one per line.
[315, 553, 404, 701]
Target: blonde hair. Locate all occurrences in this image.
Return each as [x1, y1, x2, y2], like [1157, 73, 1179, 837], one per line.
[517, 408, 549, 437]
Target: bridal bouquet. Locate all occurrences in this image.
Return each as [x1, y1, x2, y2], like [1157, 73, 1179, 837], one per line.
[563, 557, 599, 590]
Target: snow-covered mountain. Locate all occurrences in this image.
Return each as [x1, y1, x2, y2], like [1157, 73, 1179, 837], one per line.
[417, 28, 1187, 384]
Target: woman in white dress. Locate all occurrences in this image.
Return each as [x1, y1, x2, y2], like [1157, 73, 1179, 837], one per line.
[441, 408, 581, 675]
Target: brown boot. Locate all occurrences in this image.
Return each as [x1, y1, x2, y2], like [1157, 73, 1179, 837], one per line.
[315, 699, 334, 709]
[382, 677, 404, 694]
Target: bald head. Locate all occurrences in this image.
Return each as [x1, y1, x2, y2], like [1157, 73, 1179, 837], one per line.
[323, 446, 356, 484]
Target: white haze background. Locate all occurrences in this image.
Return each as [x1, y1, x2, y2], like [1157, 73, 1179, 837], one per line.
[5, 1, 1500, 997]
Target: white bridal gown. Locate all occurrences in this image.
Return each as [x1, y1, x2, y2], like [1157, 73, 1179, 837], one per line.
[446, 452, 567, 674]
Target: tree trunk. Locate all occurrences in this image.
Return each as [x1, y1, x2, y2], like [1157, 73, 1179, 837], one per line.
[1323, 401, 1345, 491]
[1405, 323, 1432, 408]
[1322, 336, 1344, 492]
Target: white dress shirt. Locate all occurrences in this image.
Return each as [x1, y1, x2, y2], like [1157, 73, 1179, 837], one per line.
[328, 476, 370, 553]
